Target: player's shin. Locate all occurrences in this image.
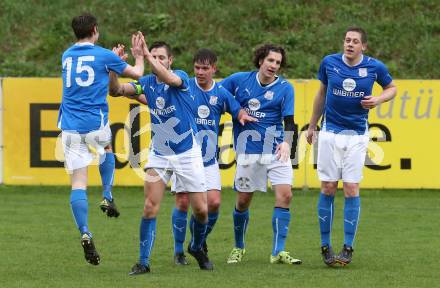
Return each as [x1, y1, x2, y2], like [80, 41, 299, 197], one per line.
[99, 152, 115, 201]
[139, 217, 156, 266]
[318, 193, 335, 247]
[172, 208, 188, 254]
[189, 215, 207, 251]
[233, 208, 249, 249]
[343, 196, 360, 247]
[272, 207, 291, 256]
[70, 189, 89, 235]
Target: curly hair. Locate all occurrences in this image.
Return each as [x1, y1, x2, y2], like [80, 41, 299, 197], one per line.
[253, 44, 286, 69]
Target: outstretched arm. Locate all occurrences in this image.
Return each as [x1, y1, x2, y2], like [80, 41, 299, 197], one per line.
[142, 38, 182, 87]
[119, 32, 145, 80]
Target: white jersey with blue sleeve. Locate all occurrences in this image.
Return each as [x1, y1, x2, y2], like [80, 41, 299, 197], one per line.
[58, 43, 127, 133]
[190, 78, 241, 167]
[221, 71, 294, 155]
[132, 70, 198, 156]
[318, 53, 393, 135]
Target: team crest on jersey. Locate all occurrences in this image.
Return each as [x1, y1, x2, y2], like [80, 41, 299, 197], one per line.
[358, 68, 368, 77]
[342, 78, 356, 91]
[248, 98, 261, 111]
[264, 91, 274, 100]
[197, 105, 210, 118]
[209, 96, 218, 105]
[156, 97, 165, 109]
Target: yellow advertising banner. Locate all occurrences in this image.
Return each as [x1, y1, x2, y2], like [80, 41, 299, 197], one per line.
[2, 78, 440, 188]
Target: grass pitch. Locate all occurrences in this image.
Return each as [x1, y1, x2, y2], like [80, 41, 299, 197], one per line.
[0, 186, 438, 287]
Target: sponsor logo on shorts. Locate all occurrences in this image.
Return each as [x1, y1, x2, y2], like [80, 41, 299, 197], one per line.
[236, 176, 251, 190]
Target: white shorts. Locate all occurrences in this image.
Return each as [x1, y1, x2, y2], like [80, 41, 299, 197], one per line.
[144, 145, 206, 193]
[171, 162, 221, 192]
[234, 154, 293, 192]
[317, 131, 369, 183]
[61, 124, 112, 172]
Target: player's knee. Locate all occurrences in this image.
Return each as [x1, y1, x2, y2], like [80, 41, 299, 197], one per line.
[143, 200, 159, 217]
[282, 191, 293, 203]
[175, 193, 190, 211]
[192, 206, 208, 222]
[208, 199, 221, 212]
[344, 183, 359, 197]
[321, 181, 338, 195]
[236, 199, 250, 211]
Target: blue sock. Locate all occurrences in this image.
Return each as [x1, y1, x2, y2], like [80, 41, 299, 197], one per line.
[344, 196, 360, 247]
[317, 193, 335, 247]
[172, 208, 188, 254]
[233, 208, 249, 249]
[70, 189, 89, 235]
[139, 217, 156, 266]
[272, 207, 291, 256]
[206, 212, 219, 238]
[189, 215, 207, 251]
[99, 152, 115, 201]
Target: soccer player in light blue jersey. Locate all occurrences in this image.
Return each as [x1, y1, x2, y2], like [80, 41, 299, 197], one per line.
[306, 27, 397, 266]
[59, 13, 145, 265]
[221, 44, 301, 265]
[109, 41, 214, 274]
[170, 49, 256, 265]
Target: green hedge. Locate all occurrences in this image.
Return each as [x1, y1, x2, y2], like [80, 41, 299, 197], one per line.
[1, 0, 438, 78]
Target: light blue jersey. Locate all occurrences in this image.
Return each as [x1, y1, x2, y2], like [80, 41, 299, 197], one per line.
[318, 53, 393, 134]
[59, 43, 127, 133]
[221, 71, 294, 155]
[190, 78, 241, 167]
[133, 70, 197, 156]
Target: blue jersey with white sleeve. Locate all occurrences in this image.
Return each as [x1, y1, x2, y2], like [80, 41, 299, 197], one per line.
[318, 53, 393, 134]
[221, 71, 294, 155]
[58, 43, 127, 133]
[190, 78, 241, 167]
[133, 70, 198, 156]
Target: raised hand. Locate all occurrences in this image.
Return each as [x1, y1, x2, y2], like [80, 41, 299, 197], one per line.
[130, 31, 145, 59]
[112, 44, 128, 61]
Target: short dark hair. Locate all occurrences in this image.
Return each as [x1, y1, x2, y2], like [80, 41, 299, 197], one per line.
[149, 41, 172, 57]
[345, 27, 368, 43]
[71, 13, 97, 40]
[193, 48, 217, 65]
[253, 44, 286, 69]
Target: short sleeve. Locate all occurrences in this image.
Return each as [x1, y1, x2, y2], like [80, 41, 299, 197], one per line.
[104, 50, 128, 75]
[221, 72, 244, 95]
[221, 88, 241, 119]
[317, 57, 328, 85]
[282, 83, 294, 117]
[174, 70, 190, 90]
[375, 61, 393, 87]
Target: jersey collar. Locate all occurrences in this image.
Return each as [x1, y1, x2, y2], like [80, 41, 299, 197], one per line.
[75, 42, 94, 46]
[256, 72, 279, 88]
[342, 54, 364, 67]
[195, 79, 216, 92]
